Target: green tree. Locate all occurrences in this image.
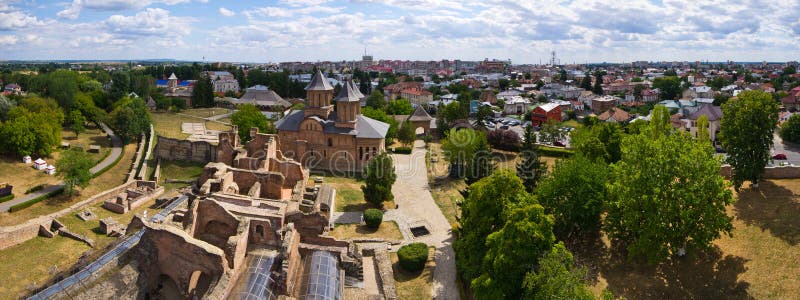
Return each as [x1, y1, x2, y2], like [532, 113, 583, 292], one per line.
[652, 76, 682, 100]
[47, 70, 79, 110]
[605, 123, 734, 262]
[0, 97, 63, 156]
[571, 122, 623, 163]
[454, 170, 535, 284]
[68, 110, 86, 137]
[110, 97, 152, 144]
[79, 79, 103, 92]
[517, 125, 546, 193]
[442, 128, 480, 178]
[386, 98, 413, 115]
[719, 90, 779, 189]
[472, 201, 555, 299]
[361, 152, 396, 207]
[696, 114, 710, 144]
[559, 69, 568, 83]
[110, 71, 130, 101]
[465, 131, 495, 185]
[580, 73, 592, 90]
[57, 148, 94, 196]
[592, 72, 604, 95]
[539, 119, 563, 144]
[171, 97, 187, 112]
[191, 75, 214, 108]
[780, 114, 800, 143]
[0, 94, 15, 121]
[366, 90, 386, 110]
[474, 105, 494, 129]
[231, 104, 274, 142]
[523, 243, 594, 300]
[537, 155, 607, 236]
[397, 120, 416, 146]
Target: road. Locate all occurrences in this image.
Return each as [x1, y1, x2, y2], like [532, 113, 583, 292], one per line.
[389, 140, 459, 300]
[771, 132, 800, 165]
[0, 122, 123, 212]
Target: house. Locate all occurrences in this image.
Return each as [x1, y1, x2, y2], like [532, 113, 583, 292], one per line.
[686, 104, 723, 141]
[686, 86, 713, 99]
[275, 71, 389, 172]
[597, 108, 632, 123]
[479, 91, 498, 104]
[203, 71, 240, 93]
[642, 89, 659, 102]
[497, 89, 523, 100]
[579, 91, 598, 109]
[400, 88, 433, 106]
[3, 83, 22, 95]
[383, 82, 423, 100]
[232, 85, 291, 111]
[531, 103, 562, 125]
[781, 87, 800, 111]
[591, 95, 620, 114]
[503, 96, 531, 115]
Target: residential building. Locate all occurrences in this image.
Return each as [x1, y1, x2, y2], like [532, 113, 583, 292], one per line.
[383, 81, 422, 100]
[275, 71, 389, 172]
[3, 83, 22, 95]
[204, 71, 240, 93]
[781, 87, 800, 111]
[503, 96, 531, 115]
[591, 95, 620, 114]
[479, 90, 498, 104]
[685, 104, 722, 141]
[531, 103, 562, 125]
[400, 88, 433, 106]
[597, 108, 632, 123]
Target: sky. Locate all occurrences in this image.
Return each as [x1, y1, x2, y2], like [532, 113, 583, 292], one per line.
[0, 0, 799, 63]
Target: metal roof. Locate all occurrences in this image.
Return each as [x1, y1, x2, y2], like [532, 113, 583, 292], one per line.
[305, 70, 334, 91]
[334, 80, 361, 102]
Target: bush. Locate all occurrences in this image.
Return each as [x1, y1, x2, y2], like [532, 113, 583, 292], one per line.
[364, 208, 383, 229]
[397, 242, 429, 272]
[0, 194, 14, 203]
[393, 146, 412, 154]
[537, 146, 574, 158]
[25, 184, 45, 194]
[487, 129, 521, 151]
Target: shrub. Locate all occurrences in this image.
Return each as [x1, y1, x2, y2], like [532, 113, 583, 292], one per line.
[393, 147, 412, 154]
[25, 184, 45, 194]
[537, 146, 574, 158]
[397, 242, 429, 272]
[0, 194, 14, 203]
[364, 208, 383, 229]
[487, 129, 521, 152]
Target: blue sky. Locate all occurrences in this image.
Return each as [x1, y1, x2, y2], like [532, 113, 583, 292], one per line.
[1, 0, 799, 63]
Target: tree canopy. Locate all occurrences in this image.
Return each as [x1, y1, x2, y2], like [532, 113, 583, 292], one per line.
[231, 104, 275, 142]
[361, 152, 396, 207]
[191, 75, 214, 108]
[0, 97, 63, 156]
[523, 242, 594, 300]
[110, 97, 151, 144]
[537, 155, 607, 236]
[386, 99, 413, 115]
[653, 76, 683, 100]
[780, 114, 800, 144]
[719, 90, 779, 189]
[57, 148, 94, 195]
[517, 124, 546, 193]
[605, 119, 734, 262]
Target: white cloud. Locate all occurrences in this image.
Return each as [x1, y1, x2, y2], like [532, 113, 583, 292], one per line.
[106, 8, 193, 36]
[0, 35, 18, 45]
[57, 0, 196, 19]
[0, 5, 46, 30]
[219, 7, 235, 17]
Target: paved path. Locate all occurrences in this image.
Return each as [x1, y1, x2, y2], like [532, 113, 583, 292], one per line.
[331, 211, 363, 224]
[0, 122, 123, 212]
[389, 140, 459, 300]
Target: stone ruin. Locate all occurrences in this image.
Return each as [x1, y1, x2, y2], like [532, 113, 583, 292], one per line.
[69, 127, 397, 299]
[102, 181, 163, 214]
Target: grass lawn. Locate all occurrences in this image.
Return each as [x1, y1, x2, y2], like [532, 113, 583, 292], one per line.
[151, 111, 232, 140]
[179, 108, 232, 119]
[391, 248, 435, 300]
[157, 159, 205, 193]
[575, 179, 800, 299]
[0, 143, 137, 226]
[308, 175, 394, 212]
[561, 119, 584, 129]
[329, 221, 403, 241]
[0, 125, 112, 199]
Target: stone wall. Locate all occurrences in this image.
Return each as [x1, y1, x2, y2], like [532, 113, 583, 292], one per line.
[0, 180, 159, 250]
[155, 135, 217, 164]
[720, 164, 800, 179]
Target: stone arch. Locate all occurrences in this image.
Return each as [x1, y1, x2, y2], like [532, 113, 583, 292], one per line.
[156, 274, 181, 300]
[187, 270, 212, 298]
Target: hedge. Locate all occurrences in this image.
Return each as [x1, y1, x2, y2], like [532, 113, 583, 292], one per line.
[0, 194, 14, 203]
[392, 147, 412, 154]
[25, 185, 45, 194]
[9, 187, 64, 212]
[537, 146, 574, 158]
[397, 243, 429, 272]
[364, 208, 383, 229]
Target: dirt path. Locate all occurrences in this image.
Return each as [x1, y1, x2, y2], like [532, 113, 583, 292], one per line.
[390, 140, 459, 300]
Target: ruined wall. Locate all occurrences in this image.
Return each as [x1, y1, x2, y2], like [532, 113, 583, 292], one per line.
[720, 164, 800, 179]
[155, 136, 217, 163]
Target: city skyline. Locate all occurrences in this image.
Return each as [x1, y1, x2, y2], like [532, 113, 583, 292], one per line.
[1, 0, 799, 63]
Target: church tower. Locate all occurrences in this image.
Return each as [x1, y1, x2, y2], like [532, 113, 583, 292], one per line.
[304, 70, 335, 119]
[334, 80, 363, 129]
[167, 73, 178, 92]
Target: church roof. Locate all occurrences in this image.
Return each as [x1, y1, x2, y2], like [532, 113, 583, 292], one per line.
[349, 80, 365, 98]
[305, 70, 334, 91]
[168, 73, 178, 80]
[407, 105, 432, 122]
[234, 85, 291, 107]
[275, 110, 389, 139]
[335, 80, 362, 102]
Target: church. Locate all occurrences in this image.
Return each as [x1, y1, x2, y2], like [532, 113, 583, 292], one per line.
[276, 70, 389, 172]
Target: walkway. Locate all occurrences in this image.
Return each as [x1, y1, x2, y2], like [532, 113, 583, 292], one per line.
[390, 140, 459, 300]
[0, 122, 124, 212]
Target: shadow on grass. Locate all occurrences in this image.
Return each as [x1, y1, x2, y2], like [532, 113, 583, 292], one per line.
[734, 180, 800, 246]
[569, 232, 751, 299]
[354, 225, 379, 235]
[89, 135, 110, 146]
[392, 260, 425, 281]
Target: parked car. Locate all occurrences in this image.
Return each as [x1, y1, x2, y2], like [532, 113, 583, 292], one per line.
[553, 141, 566, 147]
[715, 146, 726, 153]
[772, 153, 787, 160]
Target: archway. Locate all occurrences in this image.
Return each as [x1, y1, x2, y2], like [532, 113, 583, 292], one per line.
[188, 270, 212, 298]
[156, 274, 181, 300]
